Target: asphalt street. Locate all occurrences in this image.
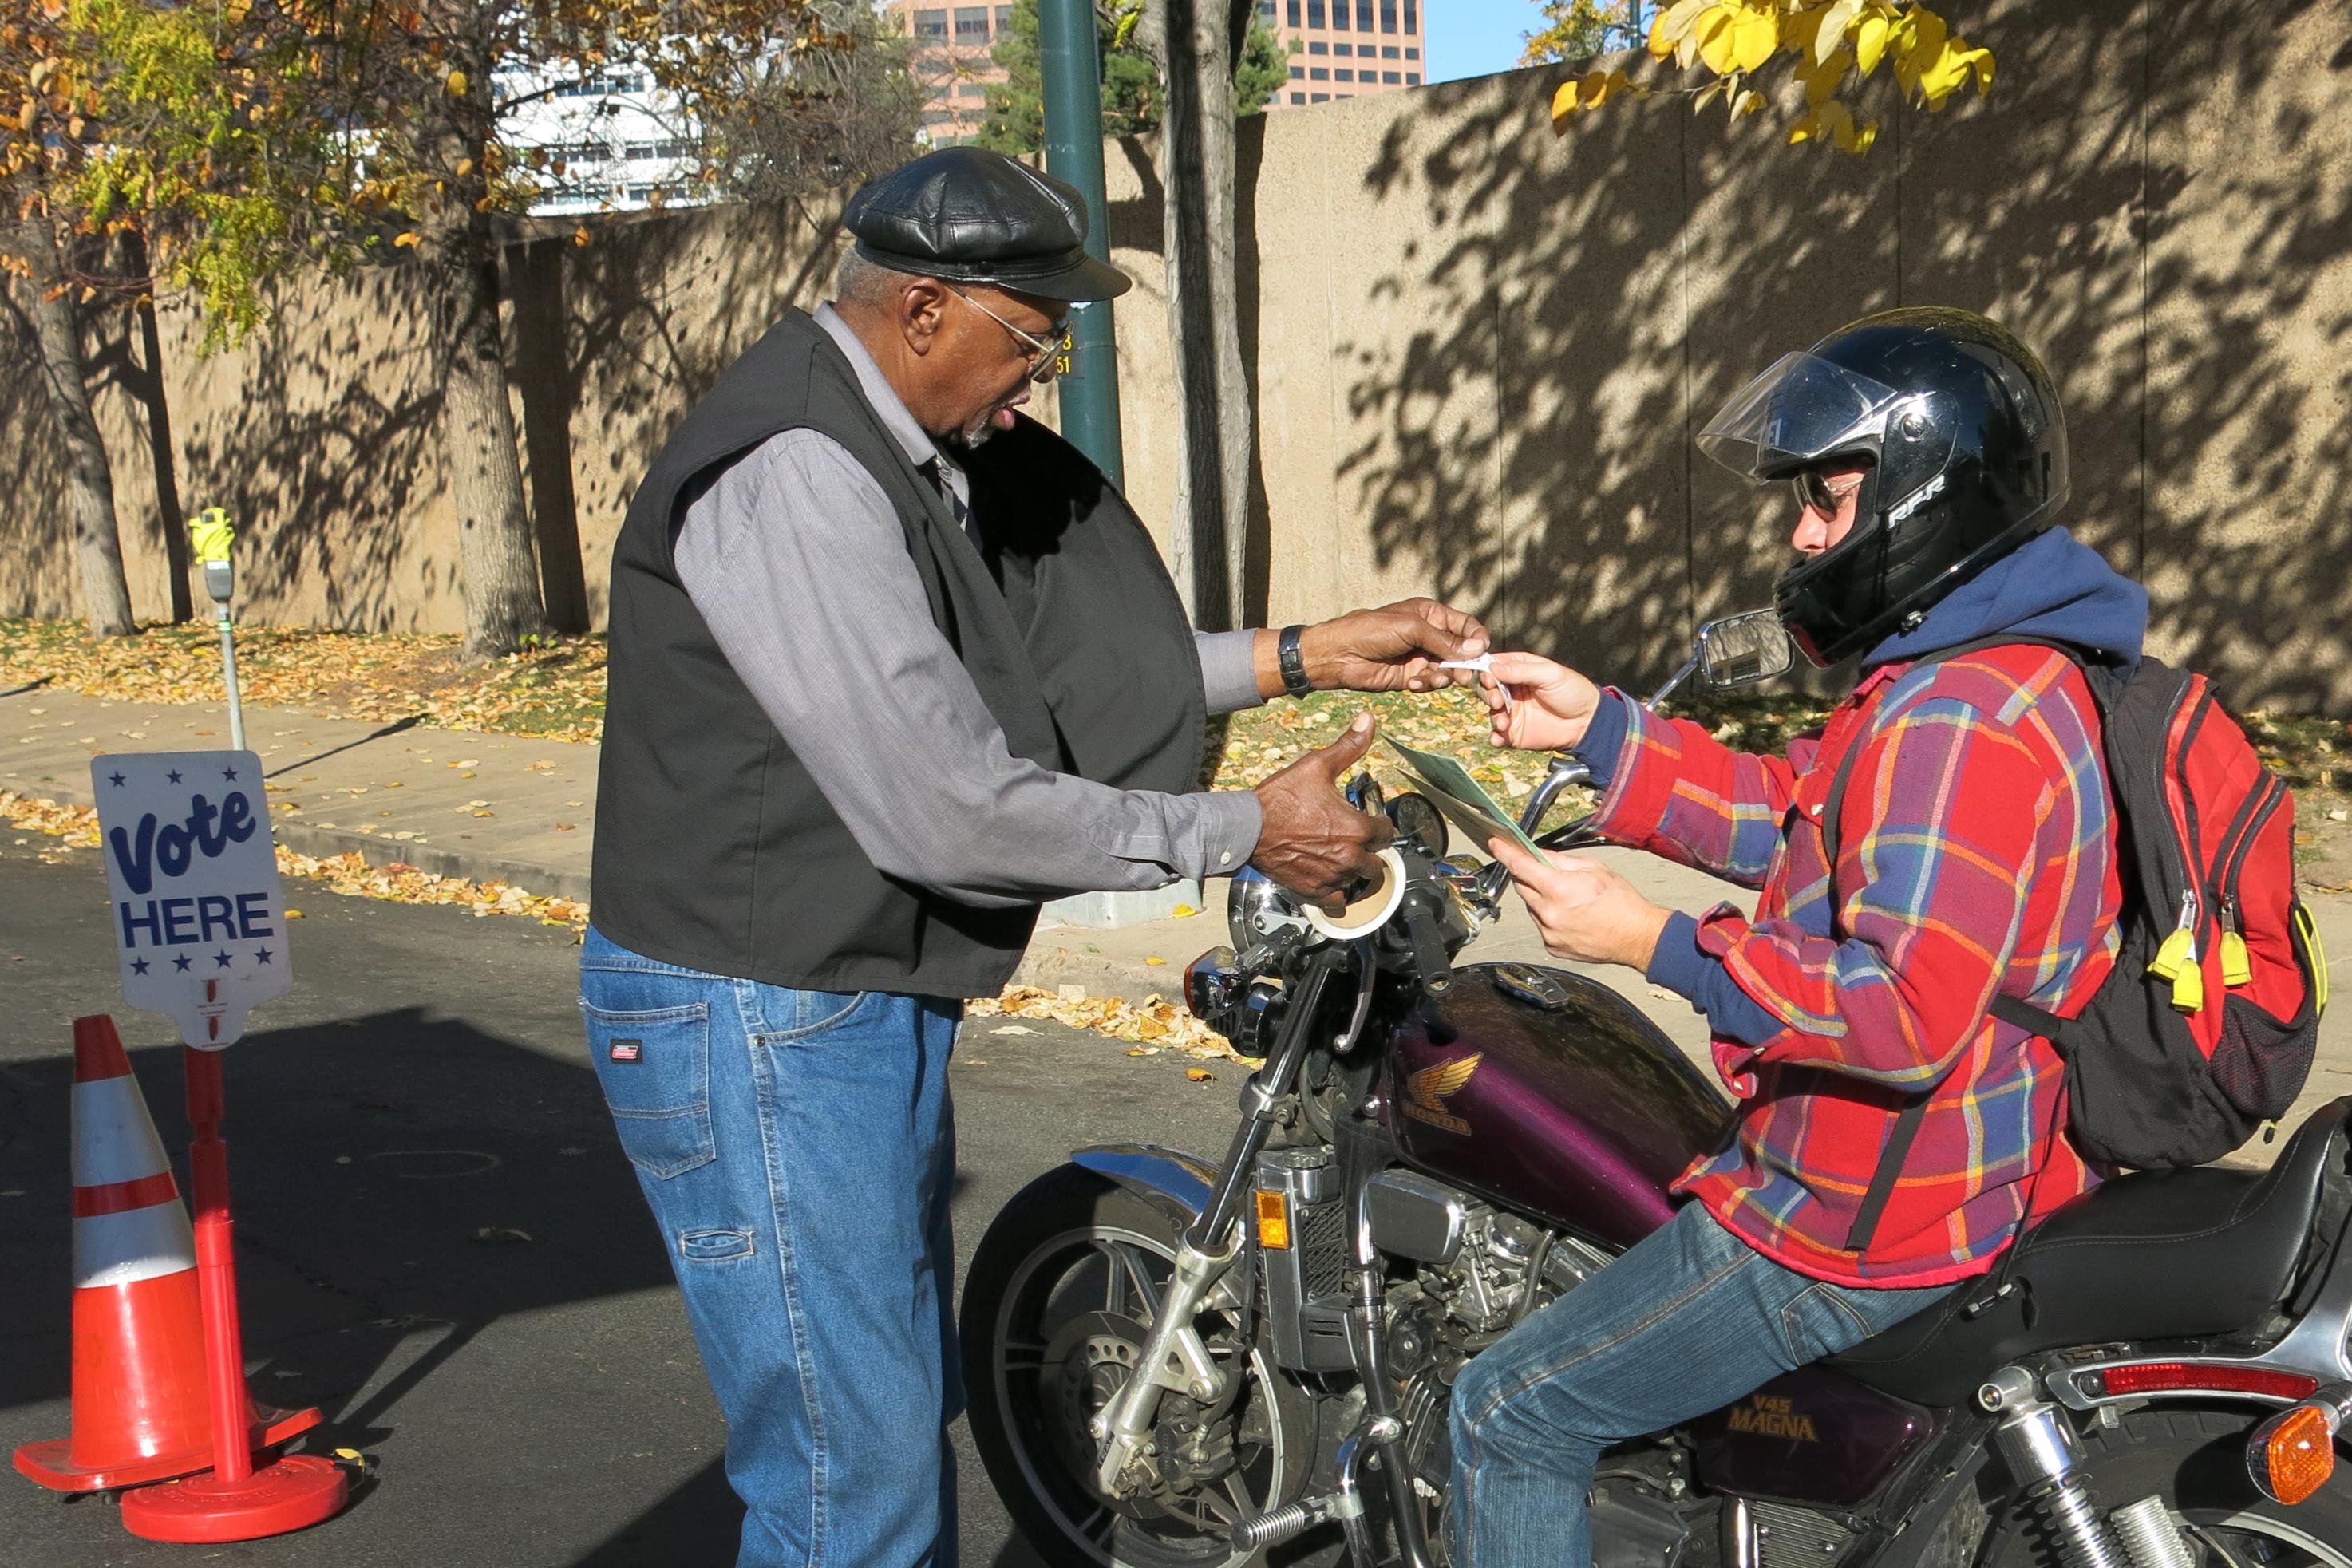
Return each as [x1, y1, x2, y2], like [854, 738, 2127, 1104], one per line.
[0, 832, 1244, 1567]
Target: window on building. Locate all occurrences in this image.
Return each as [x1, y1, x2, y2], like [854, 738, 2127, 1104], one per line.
[1311, 91, 1328, 101]
[1306, 0, 1323, 22]
[1334, 68, 1352, 81]
[956, 83, 986, 98]
[1380, 0, 1397, 32]
[1291, 90, 1306, 102]
[1405, 45, 1418, 57]
[1357, 1, 1374, 29]
[955, 6, 989, 38]
[1405, 71, 1419, 83]
[922, 108, 958, 124]
[1382, 44, 1398, 57]
[1330, 0, 1347, 28]
[1334, 41, 1351, 54]
[914, 8, 947, 35]
[1308, 40, 1326, 53]
[1382, 70, 1400, 83]
[1403, 0, 1417, 31]
[995, 3, 1013, 24]
[1289, 65, 1303, 77]
[1309, 65, 1327, 78]
[1259, 0, 1275, 18]
[1287, 0, 1300, 22]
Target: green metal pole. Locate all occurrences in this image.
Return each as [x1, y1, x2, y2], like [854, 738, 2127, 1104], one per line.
[1037, 0, 1125, 488]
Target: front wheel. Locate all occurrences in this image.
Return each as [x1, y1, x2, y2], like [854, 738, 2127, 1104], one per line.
[959, 1164, 1318, 1568]
[1973, 1407, 2352, 1567]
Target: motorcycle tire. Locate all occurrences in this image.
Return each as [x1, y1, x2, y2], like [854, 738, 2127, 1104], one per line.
[959, 1163, 1319, 1568]
[1970, 1406, 2352, 1568]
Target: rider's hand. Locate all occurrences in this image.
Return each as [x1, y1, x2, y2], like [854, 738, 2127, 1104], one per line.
[1263, 599, 1491, 697]
[1487, 838, 1671, 970]
[1251, 714, 1393, 913]
[1482, 652, 1603, 752]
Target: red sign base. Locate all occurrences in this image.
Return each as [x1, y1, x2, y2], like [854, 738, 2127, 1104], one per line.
[119, 1453, 349, 1543]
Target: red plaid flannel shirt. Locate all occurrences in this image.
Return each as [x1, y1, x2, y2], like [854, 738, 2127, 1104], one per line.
[1595, 644, 2122, 1286]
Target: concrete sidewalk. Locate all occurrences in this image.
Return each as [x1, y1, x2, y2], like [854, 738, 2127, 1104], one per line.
[6, 678, 2350, 1138]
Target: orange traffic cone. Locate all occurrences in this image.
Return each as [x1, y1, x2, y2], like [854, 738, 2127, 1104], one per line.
[13, 1017, 318, 1493]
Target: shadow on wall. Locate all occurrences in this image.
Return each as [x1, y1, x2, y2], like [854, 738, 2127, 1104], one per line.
[1288, 0, 2352, 708]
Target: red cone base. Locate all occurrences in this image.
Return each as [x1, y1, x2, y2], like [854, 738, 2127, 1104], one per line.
[14, 1400, 321, 1493]
[118, 1453, 348, 1543]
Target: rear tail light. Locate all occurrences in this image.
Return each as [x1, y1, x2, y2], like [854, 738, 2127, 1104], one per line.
[2095, 1363, 2320, 1401]
[2250, 1404, 2338, 1506]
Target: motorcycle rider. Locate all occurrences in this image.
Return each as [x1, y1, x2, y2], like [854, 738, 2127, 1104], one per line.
[1453, 309, 2151, 1566]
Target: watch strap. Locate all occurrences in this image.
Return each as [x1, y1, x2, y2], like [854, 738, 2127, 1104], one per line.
[1277, 625, 1314, 698]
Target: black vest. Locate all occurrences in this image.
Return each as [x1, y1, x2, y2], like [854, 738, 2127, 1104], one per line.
[591, 310, 1204, 997]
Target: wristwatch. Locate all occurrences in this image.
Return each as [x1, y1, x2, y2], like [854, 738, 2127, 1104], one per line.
[1277, 626, 1315, 699]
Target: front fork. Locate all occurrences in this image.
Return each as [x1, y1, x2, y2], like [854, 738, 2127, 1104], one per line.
[1089, 950, 1346, 1495]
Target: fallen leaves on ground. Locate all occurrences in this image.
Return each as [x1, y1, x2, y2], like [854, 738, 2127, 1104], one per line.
[1, 618, 607, 743]
[966, 984, 1259, 1064]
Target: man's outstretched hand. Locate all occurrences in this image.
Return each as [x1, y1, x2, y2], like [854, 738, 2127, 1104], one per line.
[1250, 714, 1393, 912]
[1259, 599, 1491, 697]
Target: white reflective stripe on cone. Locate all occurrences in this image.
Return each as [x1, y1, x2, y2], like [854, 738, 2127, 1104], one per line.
[69, 1075, 173, 1190]
[73, 1199, 198, 1290]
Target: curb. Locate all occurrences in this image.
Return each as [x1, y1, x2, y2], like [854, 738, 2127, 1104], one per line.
[21, 774, 594, 905]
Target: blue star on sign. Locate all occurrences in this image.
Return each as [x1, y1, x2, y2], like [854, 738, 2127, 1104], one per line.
[253, 947, 273, 965]
[172, 954, 192, 972]
[166, 769, 182, 784]
[221, 766, 239, 781]
[214, 950, 234, 969]
[131, 957, 149, 975]
[109, 772, 125, 787]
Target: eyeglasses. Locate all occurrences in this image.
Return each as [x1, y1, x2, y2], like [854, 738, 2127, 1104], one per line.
[1791, 471, 1864, 515]
[947, 286, 1069, 381]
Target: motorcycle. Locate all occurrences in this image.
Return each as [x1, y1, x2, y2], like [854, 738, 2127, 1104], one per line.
[960, 611, 2352, 1568]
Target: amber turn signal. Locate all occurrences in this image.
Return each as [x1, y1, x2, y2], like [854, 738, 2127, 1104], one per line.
[1255, 1189, 1291, 1251]
[2250, 1404, 2338, 1506]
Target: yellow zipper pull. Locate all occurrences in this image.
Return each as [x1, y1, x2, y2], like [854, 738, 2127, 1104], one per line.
[2220, 899, 2253, 988]
[2172, 962, 2206, 1014]
[2148, 889, 2199, 982]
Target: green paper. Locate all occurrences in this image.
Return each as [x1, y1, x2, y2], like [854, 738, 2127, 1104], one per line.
[1382, 737, 1544, 858]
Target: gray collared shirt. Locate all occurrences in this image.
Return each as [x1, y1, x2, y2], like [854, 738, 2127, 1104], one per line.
[671, 304, 1266, 911]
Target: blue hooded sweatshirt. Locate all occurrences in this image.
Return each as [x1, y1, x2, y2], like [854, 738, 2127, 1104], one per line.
[1576, 525, 2148, 1045]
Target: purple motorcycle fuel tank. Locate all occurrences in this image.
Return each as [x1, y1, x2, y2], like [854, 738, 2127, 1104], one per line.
[1381, 962, 1943, 1506]
[1380, 962, 1730, 1249]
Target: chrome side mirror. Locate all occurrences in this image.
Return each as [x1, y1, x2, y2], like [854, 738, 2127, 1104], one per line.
[1697, 609, 1793, 691]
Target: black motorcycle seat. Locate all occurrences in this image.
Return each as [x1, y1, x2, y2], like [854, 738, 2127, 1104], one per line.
[1828, 1097, 2352, 1408]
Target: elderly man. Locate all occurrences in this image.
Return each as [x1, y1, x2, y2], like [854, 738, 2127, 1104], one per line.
[583, 147, 1486, 1566]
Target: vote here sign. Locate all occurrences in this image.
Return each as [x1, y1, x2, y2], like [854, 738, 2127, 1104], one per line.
[92, 751, 291, 1049]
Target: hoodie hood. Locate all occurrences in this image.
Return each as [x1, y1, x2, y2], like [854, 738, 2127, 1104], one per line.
[1864, 526, 2147, 671]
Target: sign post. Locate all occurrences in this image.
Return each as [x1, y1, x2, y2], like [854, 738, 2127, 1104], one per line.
[89, 749, 347, 1540]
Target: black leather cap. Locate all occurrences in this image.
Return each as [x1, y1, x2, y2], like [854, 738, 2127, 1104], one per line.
[843, 148, 1132, 303]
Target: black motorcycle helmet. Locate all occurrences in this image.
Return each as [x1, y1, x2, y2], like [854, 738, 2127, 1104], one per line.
[1697, 307, 2070, 667]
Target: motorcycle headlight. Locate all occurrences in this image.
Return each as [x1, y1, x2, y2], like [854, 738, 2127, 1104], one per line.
[1227, 867, 1308, 950]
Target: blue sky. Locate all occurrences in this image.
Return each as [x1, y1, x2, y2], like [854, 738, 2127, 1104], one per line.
[1425, 0, 1551, 85]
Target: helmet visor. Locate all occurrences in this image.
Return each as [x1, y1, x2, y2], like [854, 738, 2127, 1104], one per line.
[1697, 352, 1916, 480]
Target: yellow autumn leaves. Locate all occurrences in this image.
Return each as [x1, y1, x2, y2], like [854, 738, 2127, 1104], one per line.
[1549, 0, 1994, 155]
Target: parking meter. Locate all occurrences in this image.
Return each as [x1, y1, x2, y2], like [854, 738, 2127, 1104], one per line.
[186, 508, 245, 748]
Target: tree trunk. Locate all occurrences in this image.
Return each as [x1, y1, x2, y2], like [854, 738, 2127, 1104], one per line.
[15, 219, 136, 638]
[1145, 0, 1253, 630]
[422, 16, 550, 662]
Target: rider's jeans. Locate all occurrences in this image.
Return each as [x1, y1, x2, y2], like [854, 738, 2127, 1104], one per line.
[578, 926, 962, 1568]
[1449, 1202, 1953, 1568]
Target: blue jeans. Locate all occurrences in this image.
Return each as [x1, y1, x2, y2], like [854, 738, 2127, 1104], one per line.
[1449, 1203, 1953, 1568]
[579, 927, 963, 1568]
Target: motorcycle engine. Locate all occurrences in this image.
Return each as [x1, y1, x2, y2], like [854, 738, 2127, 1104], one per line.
[1425, 1205, 1602, 1337]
